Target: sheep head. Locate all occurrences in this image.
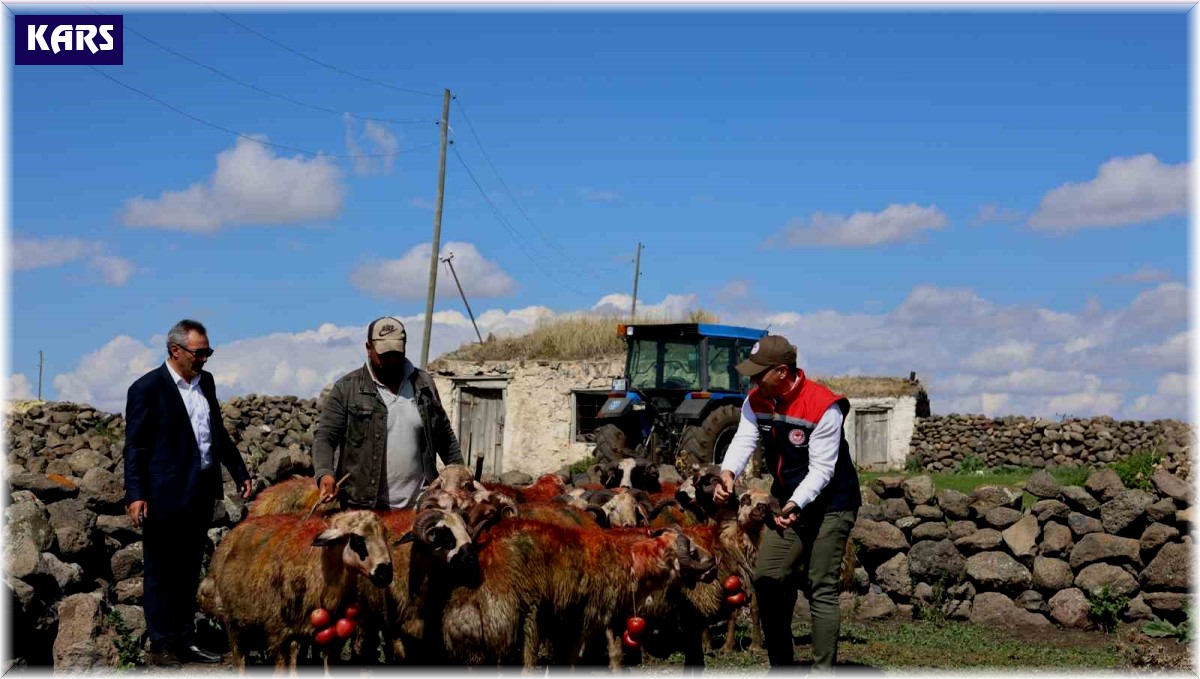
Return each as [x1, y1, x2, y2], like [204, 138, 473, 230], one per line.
[311, 510, 394, 588]
[397, 508, 476, 570]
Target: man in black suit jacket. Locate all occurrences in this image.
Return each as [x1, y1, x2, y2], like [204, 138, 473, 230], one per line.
[123, 319, 252, 668]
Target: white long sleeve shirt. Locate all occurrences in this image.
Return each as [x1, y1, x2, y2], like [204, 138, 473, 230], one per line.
[721, 397, 844, 512]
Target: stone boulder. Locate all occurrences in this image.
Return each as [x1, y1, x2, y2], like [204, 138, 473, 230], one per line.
[1025, 470, 1062, 499]
[969, 591, 1050, 627]
[965, 551, 1032, 592]
[1061, 485, 1101, 514]
[1048, 588, 1090, 628]
[1002, 515, 1040, 561]
[908, 539, 966, 584]
[110, 542, 144, 582]
[258, 447, 313, 484]
[874, 553, 912, 599]
[914, 505, 944, 521]
[1067, 512, 1104, 538]
[78, 468, 124, 512]
[52, 592, 117, 670]
[1069, 533, 1141, 570]
[970, 486, 1022, 515]
[902, 476, 936, 506]
[911, 522, 949, 542]
[948, 521, 978, 540]
[5, 500, 55, 553]
[1074, 563, 1139, 598]
[1100, 490, 1155, 536]
[1146, 498, 1177, 524]
[850, 519, 909, 558]
[1041, 521, 1073, 558]
[8, 472, 79, 503]
[881, 498, 912, 523]
[501, 470, 535, 486]
[1031, 499, 1070, 523]
[1139, 523, 1180, 556]
[984, 507, 1023, 529]
[955, 528, 1002, 554]
[1084, 469, 1125, 503]
[1032, 556, 1074, 592]
[871, 476, 906, 499]
[45, 498, 96, 560]
[1140, 542, 1189, 591]
[1150, 469, 1192, 504]
[854, 591, 897, 620]
[936, 489, 972, 519]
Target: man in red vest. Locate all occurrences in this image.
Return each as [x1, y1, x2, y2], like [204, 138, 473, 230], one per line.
[713, 334, 861, 670]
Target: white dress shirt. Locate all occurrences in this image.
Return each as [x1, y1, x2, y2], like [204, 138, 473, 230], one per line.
[165, 361, 212, 469]
[721, 397, 843, 511]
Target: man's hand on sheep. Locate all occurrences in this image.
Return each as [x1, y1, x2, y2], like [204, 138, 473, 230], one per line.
[318, 474, 338, 503]
[713, 471, 736, 505]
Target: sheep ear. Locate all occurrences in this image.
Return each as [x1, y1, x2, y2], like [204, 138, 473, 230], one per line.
[312, 528, 347, 547]
[394, 532, 416, 546]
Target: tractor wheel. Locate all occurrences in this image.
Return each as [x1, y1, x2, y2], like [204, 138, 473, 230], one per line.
[676, 404, 742, 470]
[593, 423, 636, 463]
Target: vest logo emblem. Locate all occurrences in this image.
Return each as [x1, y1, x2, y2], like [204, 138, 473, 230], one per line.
[789, 429, 807, 446]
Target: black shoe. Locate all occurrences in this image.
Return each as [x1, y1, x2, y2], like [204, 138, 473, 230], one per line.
[176, 644, 223, 664]
[146, 647, 182, 669]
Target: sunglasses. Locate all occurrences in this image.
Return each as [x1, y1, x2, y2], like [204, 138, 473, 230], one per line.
[174, 344, 215, 359]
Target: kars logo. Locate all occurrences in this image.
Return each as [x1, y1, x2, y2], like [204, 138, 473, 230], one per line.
[788, 429, 807, 446]
[750, 341, 760, 355]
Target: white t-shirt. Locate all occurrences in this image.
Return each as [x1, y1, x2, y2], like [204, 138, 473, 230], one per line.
[366, 361, 425, 509]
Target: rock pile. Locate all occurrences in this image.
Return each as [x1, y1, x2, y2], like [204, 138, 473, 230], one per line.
[836, 468, 1192, 629]
[911, 415, 1192, 479]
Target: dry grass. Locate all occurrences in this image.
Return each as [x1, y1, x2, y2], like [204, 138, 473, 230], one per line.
[814, 376, 924, 398]
[434, 310, 723, 364]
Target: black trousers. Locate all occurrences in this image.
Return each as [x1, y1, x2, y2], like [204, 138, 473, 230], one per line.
[141, 500, 213, 649]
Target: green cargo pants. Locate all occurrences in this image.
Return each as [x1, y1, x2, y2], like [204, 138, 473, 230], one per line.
[752, 509, 857, 670]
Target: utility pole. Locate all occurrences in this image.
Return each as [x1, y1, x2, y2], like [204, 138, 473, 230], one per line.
[441, 251, 483, 344]
[630, 242, 643, 322]
[37, 351, 43, 400]
[420, 88, 452, 369]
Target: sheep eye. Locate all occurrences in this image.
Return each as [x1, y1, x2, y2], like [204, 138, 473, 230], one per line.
[348, 534, 368, 559]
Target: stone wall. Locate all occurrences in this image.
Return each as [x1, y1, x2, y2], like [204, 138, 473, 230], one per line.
[431, 358, 624, 474]
[910, 415, 1193, 478]
[840, 468, 1192, 628]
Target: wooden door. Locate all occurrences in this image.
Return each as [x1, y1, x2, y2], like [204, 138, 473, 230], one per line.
[854, 409, 890, 470]
[458, 388, 505, 477]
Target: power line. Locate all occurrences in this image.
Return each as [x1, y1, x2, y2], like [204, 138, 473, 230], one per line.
[453, 98, 626, 279]
[112, 15, 436, 127]
[87, 66, 437, 160]
[212, 10, 441, 98]
[451, 144, 591, 297]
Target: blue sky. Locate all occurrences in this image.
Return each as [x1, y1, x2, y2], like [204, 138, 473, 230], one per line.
[6, 6, 1191, 418]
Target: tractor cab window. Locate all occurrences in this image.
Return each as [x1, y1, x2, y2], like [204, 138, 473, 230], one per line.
[706, 339, 738, 392]
[628, 338, 701, 390]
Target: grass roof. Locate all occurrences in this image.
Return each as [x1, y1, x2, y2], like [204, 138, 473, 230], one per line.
[433, 316, 924, 397]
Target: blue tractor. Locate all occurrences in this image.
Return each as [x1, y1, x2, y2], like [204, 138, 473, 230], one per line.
[592, 322, 768, 469]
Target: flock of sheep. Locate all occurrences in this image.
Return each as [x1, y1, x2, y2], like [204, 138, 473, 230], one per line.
[199, 457, 810, 670]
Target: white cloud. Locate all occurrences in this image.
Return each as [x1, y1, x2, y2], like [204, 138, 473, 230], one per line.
[1125, 372, 1190, 421]
[12, 236, 135, 286]
[973, 204, 1023, 225]
[1028, 154, 1188, 231]
[715, 280, 752, 306]
[962, 340, 1037, 372]
[769, 203, 948, 248]
[1110, 266, 1174, 284]
[350, 241, 517, 301]
[1046, 390, 1124, 418]
[592, 293, 700, 321]
[1064, 337, 1098, 354]
[89, 255, 135, 286]
[410, 197, 435, 210]
[344, 115, 399, 176]
[1129, 332, 1188, 371]
[8, 374, 34, 400]
[122, 137, 344, 232]
[11, 237, 95, 270]
[53, 336, 161, 412]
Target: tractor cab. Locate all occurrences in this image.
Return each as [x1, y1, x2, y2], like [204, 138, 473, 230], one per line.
[596, 323, 767, 468]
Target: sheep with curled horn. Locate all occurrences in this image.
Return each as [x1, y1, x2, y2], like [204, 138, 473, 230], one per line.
[206, 510, 395, 670]
[361, 507, 478, 664]
[415, 463, 482, 512]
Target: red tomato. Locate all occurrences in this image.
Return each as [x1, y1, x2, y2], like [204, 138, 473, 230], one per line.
[626, 616, 647, 636]
[622, 630, 641, 649]
[310, 608, 331, 629]
[344, 604, 361, 621]
[723, 575, 743, 593]
[725, 592, 747, 607]
[314, 626, 336, 646]
[335, 618, 357, 639]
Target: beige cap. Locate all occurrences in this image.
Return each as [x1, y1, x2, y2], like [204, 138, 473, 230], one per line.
[735, 335, 797, 377]
[367, 316, 407, 354]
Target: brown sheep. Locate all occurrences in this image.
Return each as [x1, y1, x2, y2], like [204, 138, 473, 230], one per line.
[207, 510, 394, 670]
[245, 475, 336, 518]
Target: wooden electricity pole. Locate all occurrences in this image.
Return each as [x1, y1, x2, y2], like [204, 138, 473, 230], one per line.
[420, 88, 452, 369]
[37, 350, 43, 400]
[630, 242, 643, 322]
[442, 251, 483, 344]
